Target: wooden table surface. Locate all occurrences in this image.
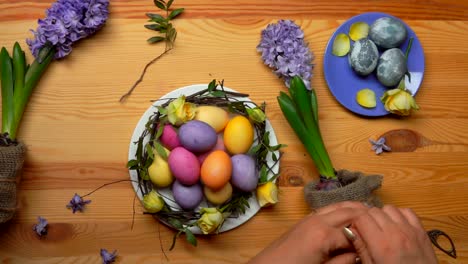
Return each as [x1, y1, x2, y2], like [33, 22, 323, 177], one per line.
[1, 0, 467, 263]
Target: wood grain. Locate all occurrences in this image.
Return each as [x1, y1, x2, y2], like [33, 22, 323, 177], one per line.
[1, 1, 468, 263]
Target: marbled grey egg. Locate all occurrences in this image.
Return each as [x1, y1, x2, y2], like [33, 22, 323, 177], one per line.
[349, 38, 379, 76]
[377, 48, 407, 87]
[369, 17, 407, 49]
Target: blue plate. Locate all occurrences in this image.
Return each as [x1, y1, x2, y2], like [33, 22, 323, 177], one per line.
[323, 12, 425, 117]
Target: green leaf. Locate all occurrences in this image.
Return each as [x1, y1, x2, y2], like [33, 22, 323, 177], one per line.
[210, 90, 225, 97]
[12, 42, 26, 96]
[262, 131, 270, 146]
[136, 138, 144, 161]
[290, 76, 315, 132]
[140, 170, 149, 180]
[168, 8, 184, 20]
[146, 13, 164, 20]
[167, 27, 177, 44]
[167, 0, 174, 8]
[127, 159, 139, 168]
[248, 144, 262, 155]
[154, 0, 166, 10]
[272, 152, 277, 162]
[154, 141, 168, 160]
[0, 47, 14, 136]
[155, 123, 165, 141]
[168, 218, 183, 229]
[310, 89, 319, 124]
[259, 165, 268, 184]
[185, 229, 197, 247]
[207, 79, 216, 92]
[19, 45, 55, 139]
[145, 24, 162, 31]
[147, 36, 165, 44]
[145, 143, 155, 160]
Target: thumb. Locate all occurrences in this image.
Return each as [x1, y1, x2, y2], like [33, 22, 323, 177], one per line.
[344, 227, 373, 264]
[326, 252, 358, 264]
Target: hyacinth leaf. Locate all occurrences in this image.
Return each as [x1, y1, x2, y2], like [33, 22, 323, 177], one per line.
[332, 33, 350, 56]
[356, 88, 377, 108]
[0, 48, 14, 136]
[12, 42, 26, 96]
[290, 76, 314, 131]
[349, 22, 369, 41]
[277, 91, 335, 179]
[310, 89, 319, 123]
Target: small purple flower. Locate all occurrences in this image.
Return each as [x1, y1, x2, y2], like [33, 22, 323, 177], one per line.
[66, 193, 91, 213]
[369, 137, 391, 155]
[26, 0, 109, 59]
[257, 20, 314, 89]
[100, 249, 118, 264]
[33, 216, 48, 237]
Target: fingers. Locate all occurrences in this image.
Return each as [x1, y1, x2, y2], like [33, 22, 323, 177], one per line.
[400, 208, 424, 231]
[316, 201, 369, 215]
[326, 252, 358, 264]
[345, 227, 374, 264]
[383, 205, 409, 225]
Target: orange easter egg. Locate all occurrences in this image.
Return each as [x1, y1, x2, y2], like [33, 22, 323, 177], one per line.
[200, 150, 232, 190]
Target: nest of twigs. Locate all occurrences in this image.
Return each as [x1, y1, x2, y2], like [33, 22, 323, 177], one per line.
[127, 80, 283, 248]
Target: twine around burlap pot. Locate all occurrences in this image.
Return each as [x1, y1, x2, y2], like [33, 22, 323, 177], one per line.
[0, 142, 26, 223]
[304, 169, 383, 209]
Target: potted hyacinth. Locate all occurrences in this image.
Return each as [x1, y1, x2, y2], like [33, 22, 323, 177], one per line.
[0, 0, 109, 223]
[257, 20, 383, 209]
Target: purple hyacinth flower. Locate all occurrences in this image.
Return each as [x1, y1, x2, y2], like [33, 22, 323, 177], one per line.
[66, 193, 91, 213]
[26, 0, 109, 59]
[100, 249, 118, 264]
[33, 216, 49, 237]
[257, 20, 314, 89]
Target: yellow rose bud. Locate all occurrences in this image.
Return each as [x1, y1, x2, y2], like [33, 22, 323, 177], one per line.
[256, 182, 279, 207]
[197, 207, 224, 234]
[380, 87, 419, 116]
[246, 107, 266, 123]
[142, 190, 165, 213]
[166, 96, 197, 126]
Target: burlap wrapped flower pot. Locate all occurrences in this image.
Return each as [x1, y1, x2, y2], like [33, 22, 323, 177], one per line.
[0, 142, 26, 223]
[304, 169, 383, 210]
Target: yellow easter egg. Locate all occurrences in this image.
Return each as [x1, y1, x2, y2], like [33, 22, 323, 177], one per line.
[195, 106, 229, 133]
[148, 155, 174, 188]
[224, 115, 254, 154]
[204, 182, 233, 205]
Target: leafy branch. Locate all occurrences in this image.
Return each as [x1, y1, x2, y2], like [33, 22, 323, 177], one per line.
[120, 0, 185, 102]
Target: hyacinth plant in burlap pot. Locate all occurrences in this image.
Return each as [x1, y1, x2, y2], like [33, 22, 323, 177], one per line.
[0, 0, 109, 223]
[257, 20, 383, 209]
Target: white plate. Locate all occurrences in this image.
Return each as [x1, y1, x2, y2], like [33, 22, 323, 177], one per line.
[128, 84, 280, 234]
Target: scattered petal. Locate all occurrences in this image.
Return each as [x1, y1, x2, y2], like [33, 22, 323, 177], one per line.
[332, 33, 350, 56]
[33, 216, 48, 237]
[100, 249, 117, 264]
[369, 137, 391, 155]
[66, 193, 91, 213]
[356, 88, 377, 108]
[349, 22, 370, 41]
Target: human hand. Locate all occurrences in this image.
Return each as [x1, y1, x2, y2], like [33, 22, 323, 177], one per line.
[349, 205, 437, 264]
[249, 202, 369, 264]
